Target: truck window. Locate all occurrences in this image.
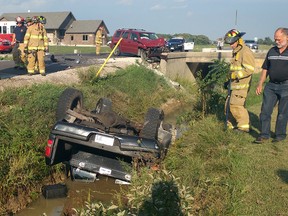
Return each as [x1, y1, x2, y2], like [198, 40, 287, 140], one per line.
[122, 32, 129, 39]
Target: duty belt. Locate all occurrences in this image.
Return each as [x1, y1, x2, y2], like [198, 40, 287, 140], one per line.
[269, 80, 288, 84]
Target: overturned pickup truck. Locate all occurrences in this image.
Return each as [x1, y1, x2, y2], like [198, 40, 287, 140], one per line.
[45, 88, 173, 183]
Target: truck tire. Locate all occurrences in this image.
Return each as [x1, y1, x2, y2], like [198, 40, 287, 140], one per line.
[140, 108, 163, 139]
[56, 88, 83, 121]
[95, 98, 112, 114]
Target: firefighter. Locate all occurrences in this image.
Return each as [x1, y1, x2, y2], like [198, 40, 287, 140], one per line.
[24, 16, 48, 76]
[25, 16, 33, 27]
[95, 26, 103, 55]
[12, 16, 27, 69]
[224, 29, 255, 133]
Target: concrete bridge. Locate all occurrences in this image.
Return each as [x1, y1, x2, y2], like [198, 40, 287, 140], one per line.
[159, 49, 267, 82]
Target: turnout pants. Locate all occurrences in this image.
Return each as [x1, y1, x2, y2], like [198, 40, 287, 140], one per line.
[12, 43, 26, 67]
[225, 89, 250, 131]
[26, 50, 46, 75]
[96, 43, 101, 55]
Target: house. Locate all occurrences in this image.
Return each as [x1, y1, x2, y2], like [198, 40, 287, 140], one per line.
[63, 20, 109, 46]
[0, 11, 109, 46]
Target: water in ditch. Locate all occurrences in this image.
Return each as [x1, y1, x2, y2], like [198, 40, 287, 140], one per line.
[16, 175, 126, 216]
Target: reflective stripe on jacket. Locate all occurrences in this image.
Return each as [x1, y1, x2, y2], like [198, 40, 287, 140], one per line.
[95, 29, 102, 45]
[24, 23, 48, 50]
[230, 45, 255, 90]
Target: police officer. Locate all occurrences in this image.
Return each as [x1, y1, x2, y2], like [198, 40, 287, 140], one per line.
[95, 26, 103, 55]
[12, 16, 27, 69]
[24, 16, 48, 76]
[224, 29, 255, 132]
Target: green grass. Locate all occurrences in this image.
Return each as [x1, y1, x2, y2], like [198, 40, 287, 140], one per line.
[48, 45, 112, 55]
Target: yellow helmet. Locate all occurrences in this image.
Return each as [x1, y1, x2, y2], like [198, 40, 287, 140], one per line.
[224, 29, 245, 44]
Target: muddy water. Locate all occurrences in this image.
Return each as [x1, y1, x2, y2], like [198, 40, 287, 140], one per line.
[16, 176, 125, 216]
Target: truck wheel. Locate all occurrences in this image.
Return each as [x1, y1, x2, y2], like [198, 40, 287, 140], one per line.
[113, 46, 121, 56]
[95, 98, 112, 114]
[56, 88, 83, 121]
[140, 108, 164, 139]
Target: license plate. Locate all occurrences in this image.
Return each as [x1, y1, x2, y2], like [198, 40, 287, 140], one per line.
[95, 134, 114, 146]
[99, 167, 112, 175]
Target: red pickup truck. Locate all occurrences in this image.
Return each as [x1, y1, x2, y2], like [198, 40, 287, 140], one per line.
[0, 34, 14, 53]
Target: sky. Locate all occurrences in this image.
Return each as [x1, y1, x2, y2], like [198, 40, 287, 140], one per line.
[1, 0, 287, 41]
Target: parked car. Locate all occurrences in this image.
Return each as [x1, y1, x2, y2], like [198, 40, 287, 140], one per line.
[45, 88, 173, 183]
[184, 40, 195, 52]
[0, 34, 13, 53]
[109, 28, 168, 62]
[244, 40, 258, 51]
[166, 37, 185, 52]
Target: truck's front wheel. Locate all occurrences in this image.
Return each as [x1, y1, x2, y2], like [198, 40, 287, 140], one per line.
[140, 108, 164, 139]
[56, 88, 83, 121]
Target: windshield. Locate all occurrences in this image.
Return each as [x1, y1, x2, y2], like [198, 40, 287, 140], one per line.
[169, 39, 184, 43]
[245, 40, 257, 44]
[139, 32, 159, 40]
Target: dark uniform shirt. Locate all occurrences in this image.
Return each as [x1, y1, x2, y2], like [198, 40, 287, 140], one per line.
[13, 25, 27, 43]
[262, 46, 288, 83]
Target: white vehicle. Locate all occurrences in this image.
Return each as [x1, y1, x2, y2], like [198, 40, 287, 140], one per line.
[0, 21, 16, 34]
[184, 41, 194, 52]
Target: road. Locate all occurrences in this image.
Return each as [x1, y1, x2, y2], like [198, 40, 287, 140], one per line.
[0, 53, 111, 79]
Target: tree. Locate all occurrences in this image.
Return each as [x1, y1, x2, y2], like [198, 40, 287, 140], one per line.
[257, 37, 274, 45]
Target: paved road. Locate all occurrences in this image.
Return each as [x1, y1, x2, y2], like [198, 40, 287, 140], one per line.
[0, 53, 110, 80]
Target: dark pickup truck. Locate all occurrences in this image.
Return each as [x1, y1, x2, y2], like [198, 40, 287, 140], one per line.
[45, 88, 173, 183]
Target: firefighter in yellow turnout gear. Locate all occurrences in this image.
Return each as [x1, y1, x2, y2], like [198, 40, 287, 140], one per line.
[224, 29, 255, 132]
[95, 26, 103, 55]
[24, 16, 48, 76]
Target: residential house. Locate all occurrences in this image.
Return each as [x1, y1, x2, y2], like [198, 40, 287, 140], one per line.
[0, 11, 109, 46]
[64, 20, 109, 46]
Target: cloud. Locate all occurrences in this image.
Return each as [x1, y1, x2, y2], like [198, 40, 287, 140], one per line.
[174, 0, 187, 2]
[150, 4, 166, 11]
[186, 11, 193, 17]
[171, 5, 188, 9]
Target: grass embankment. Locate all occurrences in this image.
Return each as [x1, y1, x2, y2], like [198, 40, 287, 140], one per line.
[0, 64, 186, 215]
[1, 62, 288, 215]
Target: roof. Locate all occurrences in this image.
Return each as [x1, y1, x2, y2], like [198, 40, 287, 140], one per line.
[0, 11, 76, 29]
[66, 20, 104, 34]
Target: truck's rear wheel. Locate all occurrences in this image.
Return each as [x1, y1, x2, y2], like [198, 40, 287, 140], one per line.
[56, 88, 83, 121]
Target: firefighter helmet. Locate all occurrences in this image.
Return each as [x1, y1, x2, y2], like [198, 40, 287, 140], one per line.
[16, 16, 24, 23]
[25, 16, 32, 23]
[31, 16, 39, 23]
[38, 16, 47, 25]
[224, 29, 246, 44]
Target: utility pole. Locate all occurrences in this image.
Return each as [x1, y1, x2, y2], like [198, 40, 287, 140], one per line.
[235, 10, 238, 26]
